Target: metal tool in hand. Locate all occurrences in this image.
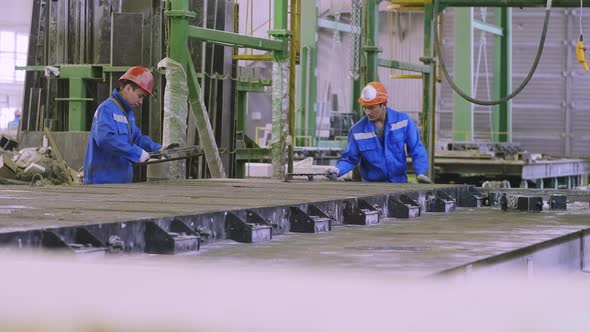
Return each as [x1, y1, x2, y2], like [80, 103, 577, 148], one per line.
[284, 172, 327, 182]
[137, 146, 203, 165]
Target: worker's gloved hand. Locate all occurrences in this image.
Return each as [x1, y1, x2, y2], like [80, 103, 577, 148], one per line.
[324, 167, 340, 181]
[162, 143, 180, 151]
[139, 149, 150, 163]
[416, 174, 433, 184]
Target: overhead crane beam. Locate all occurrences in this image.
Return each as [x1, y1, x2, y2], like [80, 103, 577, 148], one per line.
[390, 0, 590, 7]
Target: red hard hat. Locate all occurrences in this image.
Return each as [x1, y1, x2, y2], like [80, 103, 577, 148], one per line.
[119, 66, 154, 96]
[358, 82, 388, 106]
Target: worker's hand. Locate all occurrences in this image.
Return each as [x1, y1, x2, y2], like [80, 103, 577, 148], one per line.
[416, 174, 433, 184]
[162, 143, 180, 151]
[139, 149, 150, 163]
[324, 167, 340, 181]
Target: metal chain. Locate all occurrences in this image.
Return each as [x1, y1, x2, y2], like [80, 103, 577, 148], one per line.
[349, 0, 362, 80]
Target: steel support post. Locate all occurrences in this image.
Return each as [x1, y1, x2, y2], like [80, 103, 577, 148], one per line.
[422, 3, 436, 181]
[67, 78, 87, 131]
[186, 50, 227, 178]
[452, 8, 473, 142]
[363, 0, 380, 85]
[269, 0, 290, 180]
[167, 0, 225, 178]
[167, 0, 190, 66]
[288, 0, 301, 173]
[58, 65, 101, 131]
[493, 8, 512, 143]
[297, 0, 317, 148]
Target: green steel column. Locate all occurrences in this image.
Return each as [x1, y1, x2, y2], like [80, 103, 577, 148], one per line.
[168, 0, 226, 177]
[296, 46, 308, 142]
[353, 0, 380, 119]
[452, 7, 473, 141]
[186, 49, 227, 178]
[269, 0, 290, 179]
[236, 89, 247, 179]
[167, 0, 190, 68]
[493, 7, 512, 142]
[288, 0, 299, 173]
[59, 65, 101, 131]
[422, 3, 435, 181]
[68, 78, 86, 131]
[363, 0, 380, 84]
[297, 0, 317, 147]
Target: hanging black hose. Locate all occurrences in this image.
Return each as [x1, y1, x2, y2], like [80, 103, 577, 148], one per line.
[433, 0, 553, 106]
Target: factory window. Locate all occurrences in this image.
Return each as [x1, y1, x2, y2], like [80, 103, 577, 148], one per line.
[0, 31, 28, 83]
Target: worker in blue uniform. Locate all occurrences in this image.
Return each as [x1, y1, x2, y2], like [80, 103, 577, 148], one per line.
[7, 110, 21, 130]
[83, 66, 162, 184]
[325, 82, 432, 183]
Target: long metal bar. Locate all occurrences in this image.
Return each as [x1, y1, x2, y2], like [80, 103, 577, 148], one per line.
[391, 0, 590, 7]
[378, 58, 431, 73]
[472, 20, 503, 36]
[317, 18, 355, 33]
[186, 50, 227, 178]
[187, 27, 284, 52]
[232, 54, 273, 61]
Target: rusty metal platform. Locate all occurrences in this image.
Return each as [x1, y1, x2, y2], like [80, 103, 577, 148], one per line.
[0, 180, 449, 230]
[1, 179, 590, 277]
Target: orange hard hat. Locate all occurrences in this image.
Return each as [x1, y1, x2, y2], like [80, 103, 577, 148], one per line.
[119, 66, 154, 96]
[358, 82, 388, 106]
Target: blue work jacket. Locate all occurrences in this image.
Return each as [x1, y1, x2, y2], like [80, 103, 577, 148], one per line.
[336, 107, 429, 183]
[83, 89, 161, 184]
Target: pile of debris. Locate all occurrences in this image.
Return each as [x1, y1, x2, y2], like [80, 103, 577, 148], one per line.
[0, 136, 80, 185]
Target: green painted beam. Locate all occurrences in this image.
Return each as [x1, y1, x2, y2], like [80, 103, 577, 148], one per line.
[102, 66, 131, 73]
[393, 0, 590, 7]
[187, 26, 284, 52]
[186, 49, 226, 178]
[317, 18, 355, 33]
[452, 7, 473, 142]
[235, 148, 272, 160]
[378, 58, 431, 73]
[493, 8, 512, 143]
[237, 80, 271, 93]
[55, 65, 101, 78]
